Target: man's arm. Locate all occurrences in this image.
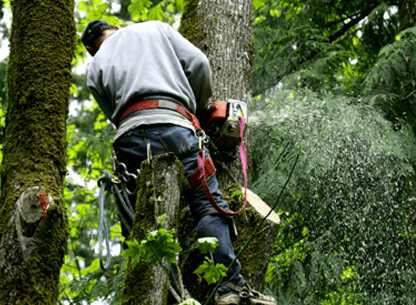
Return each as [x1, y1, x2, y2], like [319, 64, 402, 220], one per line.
[87, 75, 116, 125]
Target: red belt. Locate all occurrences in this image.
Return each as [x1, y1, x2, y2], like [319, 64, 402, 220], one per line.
[118, 99, 201, 131]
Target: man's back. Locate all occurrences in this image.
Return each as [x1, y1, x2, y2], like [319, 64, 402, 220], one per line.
[87, 21, 212, 129]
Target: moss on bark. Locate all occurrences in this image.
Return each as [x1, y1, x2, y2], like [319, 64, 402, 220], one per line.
[178, 0, 204, 49]
[223, 184, 279, 289]
[122, 154, 189, 305]
[0, 0, 75, 304]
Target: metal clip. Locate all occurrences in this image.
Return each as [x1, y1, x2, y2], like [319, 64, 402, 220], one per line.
[111, 174, 122, 184]
[112, 150, 120, 172]
[239, 291, 250, 305]
[147, 140, 152, 164]
[199, 135, 204, 152]
[197, 130, 208, 152]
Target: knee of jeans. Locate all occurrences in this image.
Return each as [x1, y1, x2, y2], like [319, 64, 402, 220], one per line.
[196, 214, 228, 238]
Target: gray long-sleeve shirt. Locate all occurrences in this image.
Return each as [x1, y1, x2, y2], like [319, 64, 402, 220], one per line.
[87, 21, 212, 141]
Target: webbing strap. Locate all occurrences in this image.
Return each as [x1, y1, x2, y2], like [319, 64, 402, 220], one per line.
[197, 116, 247, 217]
[239, 117, 248, 211]
[118, 99, 202, 131]
[188, 156, 216, 189]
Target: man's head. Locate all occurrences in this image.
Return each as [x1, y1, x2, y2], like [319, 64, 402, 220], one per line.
[81, 20, 119, 56]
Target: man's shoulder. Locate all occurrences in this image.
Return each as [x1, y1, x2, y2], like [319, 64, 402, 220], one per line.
[127, 20, 170, 32]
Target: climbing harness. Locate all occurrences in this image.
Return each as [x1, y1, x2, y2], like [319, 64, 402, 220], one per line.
[96, 99, 248, 269]
[117, 98, 248, 217]
[97, 152, 140, 270]
[118, 99, 203, 134]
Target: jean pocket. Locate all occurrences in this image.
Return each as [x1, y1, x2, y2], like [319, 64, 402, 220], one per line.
[156, 127, 199, 158]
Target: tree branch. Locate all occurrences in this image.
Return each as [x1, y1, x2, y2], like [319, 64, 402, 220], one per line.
[253, 3, 382, 96]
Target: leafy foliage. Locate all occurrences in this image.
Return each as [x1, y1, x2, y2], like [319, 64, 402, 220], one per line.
[251, 88, 416, 304]
[196, 237, 219, 254]
[193, 257, 228, 285]
[0, 0, 415, 304]
[121, 228, 182, 266]
[364, 26, 416, 130]
[252, 0, 399, 96]
[179, 299, 201, 305]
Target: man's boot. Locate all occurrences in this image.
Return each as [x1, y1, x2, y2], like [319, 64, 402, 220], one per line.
[214, 282, 277, 305]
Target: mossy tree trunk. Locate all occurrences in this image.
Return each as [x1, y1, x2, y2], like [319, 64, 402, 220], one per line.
[0, 0, 75, 304]
[176, 0, 279, 302]
[122, 154, 190, 305]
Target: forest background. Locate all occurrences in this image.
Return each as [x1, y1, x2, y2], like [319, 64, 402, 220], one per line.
[0, 0, 416, 304]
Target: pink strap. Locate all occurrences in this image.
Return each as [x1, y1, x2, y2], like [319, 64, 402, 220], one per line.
[198, 116, 247, 217]
[239, 117, 248, 209]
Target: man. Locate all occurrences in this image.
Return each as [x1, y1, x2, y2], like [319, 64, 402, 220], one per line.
[82, 19, 276, 305]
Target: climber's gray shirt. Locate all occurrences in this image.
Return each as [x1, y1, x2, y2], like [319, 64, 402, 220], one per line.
[87, 21, 212, 141]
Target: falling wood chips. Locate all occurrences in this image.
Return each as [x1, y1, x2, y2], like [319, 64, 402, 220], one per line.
[242, 187, 281, 225]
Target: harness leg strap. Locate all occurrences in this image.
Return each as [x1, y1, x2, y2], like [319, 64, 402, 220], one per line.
[187, 155, 216, 189]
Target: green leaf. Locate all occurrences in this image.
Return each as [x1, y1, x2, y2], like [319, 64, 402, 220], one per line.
[253, 0, 264, 10]
[193, 257, 228, 284]
[176, 0, 184, 12]
[196, 237, 219, 254]
[179, 299, 201, 305]
[148, 5, 165, 21]
[129, 0, 152, 22]
[231, 189, 244, 198]
[142, 228, 182, 264]
[121, 239, 142, 267]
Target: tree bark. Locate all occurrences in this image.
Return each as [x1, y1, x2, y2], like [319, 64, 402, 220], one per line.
[122, 154, 190, 305]
[177, 1, 279, 301]
[0, 0, 75, 304]
[179, 0, 254, 187]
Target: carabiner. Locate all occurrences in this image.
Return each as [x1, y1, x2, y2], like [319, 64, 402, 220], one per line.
[199, 135, 204, 152]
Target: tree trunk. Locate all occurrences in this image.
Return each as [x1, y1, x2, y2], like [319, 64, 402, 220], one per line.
[0, 0, 75, 304]
[177, 0, 279, 301]
[121, 156, 279, 305]
[179, 0, 254, 187]
[121, 2, 279, 303]
[122, 154, 190, 305]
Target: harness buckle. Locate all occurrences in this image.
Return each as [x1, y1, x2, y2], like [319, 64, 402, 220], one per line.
[197, 130, 208, 152]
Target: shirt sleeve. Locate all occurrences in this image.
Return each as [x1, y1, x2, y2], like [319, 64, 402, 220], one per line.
[164, 24, 213, 113]
[87, 72, 116, 125]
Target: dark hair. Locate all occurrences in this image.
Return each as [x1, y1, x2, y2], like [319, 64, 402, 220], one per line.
[81, 20, 117, 55]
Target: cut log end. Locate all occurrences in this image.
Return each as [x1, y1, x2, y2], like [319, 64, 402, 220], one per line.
[243, 188, 280, 225]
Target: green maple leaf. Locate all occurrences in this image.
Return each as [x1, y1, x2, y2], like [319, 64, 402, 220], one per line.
[193, 257, 228, 284]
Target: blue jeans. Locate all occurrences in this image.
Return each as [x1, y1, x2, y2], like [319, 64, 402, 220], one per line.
[114, 124, 244, 286]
